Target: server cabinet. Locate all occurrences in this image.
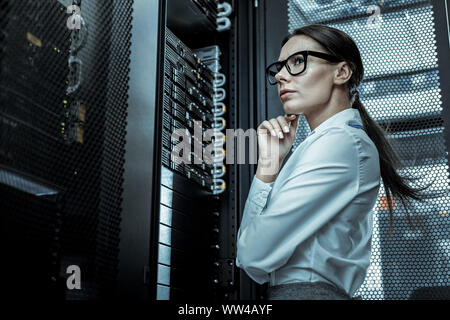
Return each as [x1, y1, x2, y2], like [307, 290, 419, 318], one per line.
[0, 0, 133, 299]
[119, 0, 258, 301]
[0, 0, 257, 302]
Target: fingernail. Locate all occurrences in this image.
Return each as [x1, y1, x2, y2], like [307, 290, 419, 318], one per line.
[278, 132, 284, 139]
[283, 126, 289, 133]
[270, 130, 276, 137]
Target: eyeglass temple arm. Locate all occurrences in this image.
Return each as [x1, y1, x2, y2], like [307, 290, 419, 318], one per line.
[306, 51, 342, 62]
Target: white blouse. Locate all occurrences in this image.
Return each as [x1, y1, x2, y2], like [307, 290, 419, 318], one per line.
[236, 108, 381, 297]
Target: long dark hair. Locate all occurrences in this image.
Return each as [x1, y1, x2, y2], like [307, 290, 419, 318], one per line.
[282, 24, 435, 237]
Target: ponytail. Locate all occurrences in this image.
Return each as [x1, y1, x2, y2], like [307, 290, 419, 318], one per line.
[351, 90, 435, 237]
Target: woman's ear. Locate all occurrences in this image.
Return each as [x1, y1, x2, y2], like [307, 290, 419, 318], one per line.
[334, 61, 353, 86]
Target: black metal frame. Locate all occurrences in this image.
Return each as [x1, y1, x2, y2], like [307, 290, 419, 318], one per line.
[117, 0, 165, 300]
[432, 0, 450, 174]
[234, 0, 290, 300]
[234, 0, 257, 301]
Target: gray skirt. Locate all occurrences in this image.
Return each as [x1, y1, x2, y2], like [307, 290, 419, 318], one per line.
[266, 281, 353, 300]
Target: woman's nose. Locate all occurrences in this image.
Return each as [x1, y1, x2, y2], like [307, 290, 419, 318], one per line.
[275, 66, 289, 83]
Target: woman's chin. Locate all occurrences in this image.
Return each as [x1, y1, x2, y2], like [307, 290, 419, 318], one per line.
[283, 101, 301, 115]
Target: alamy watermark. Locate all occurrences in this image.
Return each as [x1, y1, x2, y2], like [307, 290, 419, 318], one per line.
[67, 5, 82, 30]
[66, 265, 81, 290]
[367, 5, 382, 29]
[171, 120, 281, 176]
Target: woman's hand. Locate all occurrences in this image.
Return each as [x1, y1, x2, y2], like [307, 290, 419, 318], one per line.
[255, 114, 300, 182]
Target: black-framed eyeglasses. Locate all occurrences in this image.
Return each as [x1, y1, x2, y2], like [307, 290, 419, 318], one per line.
[266, 50, 343, 85]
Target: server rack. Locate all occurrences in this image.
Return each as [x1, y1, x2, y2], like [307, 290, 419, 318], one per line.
[119, 0, 259, 301]
[0, 0, 257, 302]
[0, 0, 133, 299]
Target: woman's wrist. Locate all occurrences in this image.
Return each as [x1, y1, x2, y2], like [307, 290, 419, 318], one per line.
[255, 157, 284, 183]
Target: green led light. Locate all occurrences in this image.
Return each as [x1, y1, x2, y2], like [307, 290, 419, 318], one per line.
[61, 122, 65, 126]
[63, 100, 68, 105]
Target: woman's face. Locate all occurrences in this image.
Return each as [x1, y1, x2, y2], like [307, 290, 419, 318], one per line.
[275, 35, 337, 116]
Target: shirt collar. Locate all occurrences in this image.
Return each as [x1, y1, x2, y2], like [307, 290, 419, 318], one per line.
[307, 108, 362, 137]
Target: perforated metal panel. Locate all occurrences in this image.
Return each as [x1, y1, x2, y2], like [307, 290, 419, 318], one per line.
[288, 0, 449, 300]
[0, 0, 133, 299]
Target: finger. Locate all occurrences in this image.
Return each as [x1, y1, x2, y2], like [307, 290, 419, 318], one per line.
[289, 115, 299, 134]
[257, 127, 270, 137]
[285, 114, 297, 120]
[269, 118, 284, 139]
[284, 114, 298, 128]
[258, 120, 276, 137]
[277, 115, 290, 134]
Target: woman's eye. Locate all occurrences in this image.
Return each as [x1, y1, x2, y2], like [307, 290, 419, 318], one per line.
[293, 57, 304, 65]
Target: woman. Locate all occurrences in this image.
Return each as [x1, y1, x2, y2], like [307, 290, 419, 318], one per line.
[235, 24, 431, 300]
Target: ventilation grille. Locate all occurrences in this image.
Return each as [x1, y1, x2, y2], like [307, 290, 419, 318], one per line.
[0, 0, 133, 299]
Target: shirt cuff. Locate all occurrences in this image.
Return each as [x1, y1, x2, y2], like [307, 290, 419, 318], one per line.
[248, 176, 274, 207]
[238, 176, 274, 232]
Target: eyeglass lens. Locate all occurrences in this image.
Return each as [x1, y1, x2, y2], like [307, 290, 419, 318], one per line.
[267, 53, 306, 84]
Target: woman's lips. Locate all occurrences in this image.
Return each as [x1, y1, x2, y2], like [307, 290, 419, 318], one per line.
[280, 91, 296, 101]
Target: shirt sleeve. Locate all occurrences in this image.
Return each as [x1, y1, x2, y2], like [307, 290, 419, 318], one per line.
[235, 128, 360, 284]
[235, 176, 274, 283]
